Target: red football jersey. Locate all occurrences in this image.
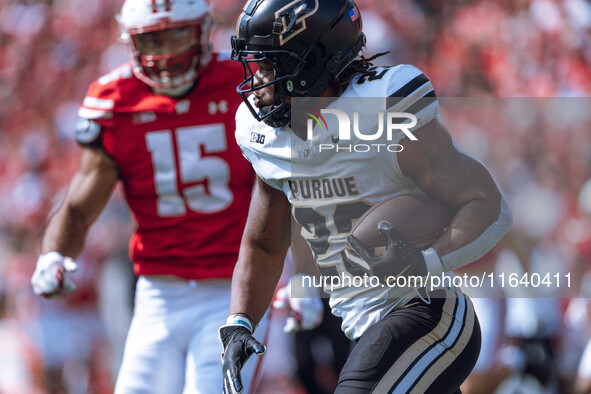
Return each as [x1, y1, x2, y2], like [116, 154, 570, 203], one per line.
[78, 54, 254, 280]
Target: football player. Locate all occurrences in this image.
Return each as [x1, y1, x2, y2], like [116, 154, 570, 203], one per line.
[219, 0, 513, 393]
[30, 0, 265, 392]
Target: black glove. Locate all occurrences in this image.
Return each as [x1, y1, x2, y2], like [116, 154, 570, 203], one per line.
[345, 221, 429, 283]
[219, 325, 266, 394]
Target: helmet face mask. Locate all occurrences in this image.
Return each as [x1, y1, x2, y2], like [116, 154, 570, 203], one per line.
[118, 0, 212, 96]
[232, 0, 365, 127]
[232, 40, 307, 126]
[129, 22, 208, 93]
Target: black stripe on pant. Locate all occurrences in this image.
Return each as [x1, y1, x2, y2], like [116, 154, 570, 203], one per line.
[335, 288, 481, 394]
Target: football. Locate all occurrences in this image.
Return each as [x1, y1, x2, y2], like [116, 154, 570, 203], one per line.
[349, 194, 454, 253]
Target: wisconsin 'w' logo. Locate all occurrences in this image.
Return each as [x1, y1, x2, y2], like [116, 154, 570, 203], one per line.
[275, 0, 319, 46]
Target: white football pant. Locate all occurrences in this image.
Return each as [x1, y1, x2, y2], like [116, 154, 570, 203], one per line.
[114, 276, 266, 394]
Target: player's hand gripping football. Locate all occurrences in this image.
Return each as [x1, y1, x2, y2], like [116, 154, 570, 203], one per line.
[345, 221, 436, 283]
[219, 315, 266, 394]
[31, 251, 78, 298]
[272, 274, 323, 333]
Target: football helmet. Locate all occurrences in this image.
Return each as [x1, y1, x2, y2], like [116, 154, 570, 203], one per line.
[232, 0, 366, 127]
[118, 0, 212, 96]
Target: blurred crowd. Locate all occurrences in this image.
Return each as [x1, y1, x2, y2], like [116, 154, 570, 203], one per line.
[1, 0, 590, 393]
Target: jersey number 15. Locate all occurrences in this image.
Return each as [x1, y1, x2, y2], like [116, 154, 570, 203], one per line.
[146, 124, 233, 217]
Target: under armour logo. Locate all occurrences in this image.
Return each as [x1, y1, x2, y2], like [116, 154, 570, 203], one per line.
[175, 100, 190, 115]
[208, 100, 229, 115]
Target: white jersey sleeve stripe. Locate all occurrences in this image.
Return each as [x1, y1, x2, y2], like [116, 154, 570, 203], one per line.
[78, 107, 113, 120]
[82, 96, 115, 110]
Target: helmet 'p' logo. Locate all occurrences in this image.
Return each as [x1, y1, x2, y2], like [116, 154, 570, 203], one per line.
[274, 0, 318, 46]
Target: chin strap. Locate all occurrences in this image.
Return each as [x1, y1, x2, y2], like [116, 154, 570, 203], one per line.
[260, 79, 292, 127]
[260, 104, 291, 128]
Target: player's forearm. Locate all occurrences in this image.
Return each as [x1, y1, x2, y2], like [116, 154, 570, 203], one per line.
[230, 242, 286, 326]
[229, 176, 291, 326]
[431, 192, 512, 271]
[41, 203, 91, 258]
[228, 213, 290, 326]
[41, 148, 119, 258]
[399, 121, 513, 271]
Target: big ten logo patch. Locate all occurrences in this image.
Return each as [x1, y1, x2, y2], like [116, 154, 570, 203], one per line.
[250, 132, 265, 144]
[208, 100, 229, 115]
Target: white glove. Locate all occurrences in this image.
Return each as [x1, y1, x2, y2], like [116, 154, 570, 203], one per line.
[31, 252, 78, 299]
[272, 274, 323, 333]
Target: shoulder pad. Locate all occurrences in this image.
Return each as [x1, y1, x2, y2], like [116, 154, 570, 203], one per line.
[386, 65, 434, 98]
[75, 118, 103, 148]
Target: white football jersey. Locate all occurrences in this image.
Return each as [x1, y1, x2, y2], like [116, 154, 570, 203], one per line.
[236, 64, 440, 339]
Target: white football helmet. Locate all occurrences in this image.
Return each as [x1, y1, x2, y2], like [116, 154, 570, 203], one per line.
[117, 0, 212, 96]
